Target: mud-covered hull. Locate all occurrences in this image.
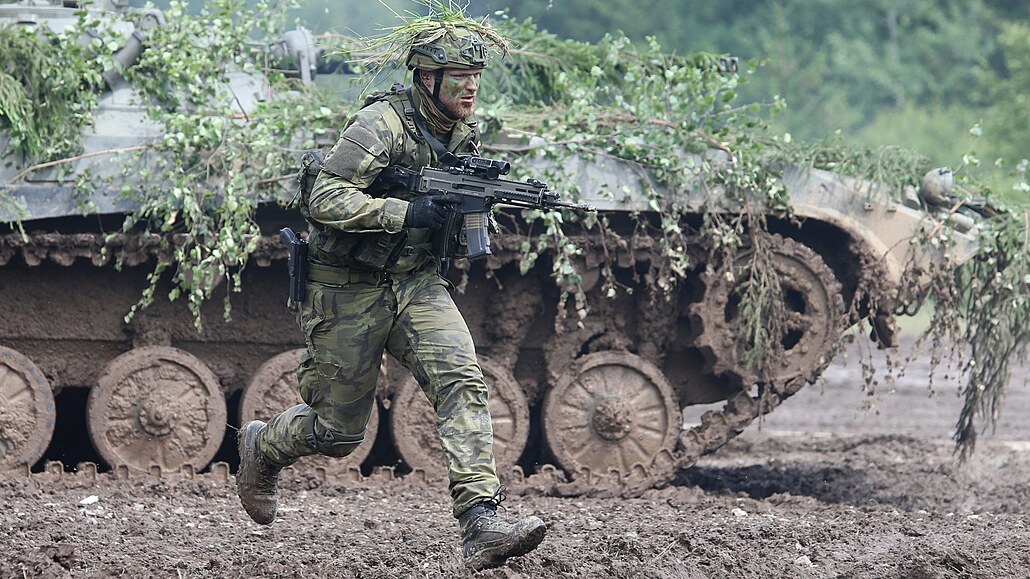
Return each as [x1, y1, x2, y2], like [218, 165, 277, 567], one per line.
[1, 212, 856, 497]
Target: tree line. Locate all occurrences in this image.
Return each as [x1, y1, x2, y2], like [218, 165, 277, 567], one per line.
[147, 0, 1030, 199]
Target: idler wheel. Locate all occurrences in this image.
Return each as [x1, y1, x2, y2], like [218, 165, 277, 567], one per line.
[0, 347, 56, 472]
[239, 348, 380, 471]
[543, 351, 680, 476]
[87, 346, 226, 473]
[390, 356, 529, 480]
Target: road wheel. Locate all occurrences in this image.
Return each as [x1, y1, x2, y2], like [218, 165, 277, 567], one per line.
[87, 346, 226, 473]
[543, 351, 680, 477]
[0, 346, 56, 472]
[690, 234, 845, 386]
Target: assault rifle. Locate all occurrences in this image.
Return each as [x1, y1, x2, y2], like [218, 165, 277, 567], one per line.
[376, 156, 594, 259]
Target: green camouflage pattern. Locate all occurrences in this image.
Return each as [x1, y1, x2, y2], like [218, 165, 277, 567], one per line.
[259, 86, 499, 518]
[406, 26, 489, 71]
[259, 263, 499, 517]
[305, 89, 478, 274]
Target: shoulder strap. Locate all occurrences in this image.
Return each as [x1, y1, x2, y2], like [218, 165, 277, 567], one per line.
[405, 88, 460, 167]
[363, 82, 405, 108]
[362, 83, 422, 144]
[385, 91, 422, 143]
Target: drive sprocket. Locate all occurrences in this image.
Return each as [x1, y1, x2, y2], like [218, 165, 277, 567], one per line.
[689, 234, 845, 387]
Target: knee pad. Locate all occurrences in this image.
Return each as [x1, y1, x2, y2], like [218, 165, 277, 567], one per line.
[302, 413, 366, 458]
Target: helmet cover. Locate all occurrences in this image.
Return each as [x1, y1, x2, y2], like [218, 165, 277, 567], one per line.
[406, 25, 488, 71]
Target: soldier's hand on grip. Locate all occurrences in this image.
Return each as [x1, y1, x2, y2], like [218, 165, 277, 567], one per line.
[404, 194, 459, 230]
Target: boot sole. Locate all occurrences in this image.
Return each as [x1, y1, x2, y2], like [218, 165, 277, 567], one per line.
[466, 517, 546, 571]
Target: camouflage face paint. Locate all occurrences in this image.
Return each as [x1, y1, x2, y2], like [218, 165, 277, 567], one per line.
[438, 69, 480, 118]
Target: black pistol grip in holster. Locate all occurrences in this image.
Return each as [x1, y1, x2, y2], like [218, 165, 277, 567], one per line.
[280, 227, 309, 303]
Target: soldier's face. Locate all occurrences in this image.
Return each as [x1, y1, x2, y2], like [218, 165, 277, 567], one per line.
[435, 69, 481, 118]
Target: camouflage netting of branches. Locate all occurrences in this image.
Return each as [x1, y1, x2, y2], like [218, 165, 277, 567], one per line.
[1, 0, 1028, 455]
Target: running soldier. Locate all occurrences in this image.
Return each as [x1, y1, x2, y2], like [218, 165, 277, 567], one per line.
[234, 20, 547, 571]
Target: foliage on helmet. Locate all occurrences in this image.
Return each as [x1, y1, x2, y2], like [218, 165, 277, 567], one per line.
[406, 25, 489, 71]
[357, 1, 508, 78]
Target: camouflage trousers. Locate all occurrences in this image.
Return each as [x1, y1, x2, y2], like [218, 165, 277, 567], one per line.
[258, 261, 500, 518]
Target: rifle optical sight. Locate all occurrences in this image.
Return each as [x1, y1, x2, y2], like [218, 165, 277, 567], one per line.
[460, 156, 511, 180]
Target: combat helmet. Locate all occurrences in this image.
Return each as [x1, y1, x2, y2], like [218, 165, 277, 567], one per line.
[406, 25, 489, 71]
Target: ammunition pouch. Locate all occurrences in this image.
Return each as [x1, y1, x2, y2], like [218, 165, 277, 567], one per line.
[309, 227, 433, 273]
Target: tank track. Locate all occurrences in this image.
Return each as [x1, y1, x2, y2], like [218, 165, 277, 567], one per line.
[0, 227, 663, 268]
[0, 231, 839, 497]
[0, 232, 289, 268]
[0, 381, 807, 498]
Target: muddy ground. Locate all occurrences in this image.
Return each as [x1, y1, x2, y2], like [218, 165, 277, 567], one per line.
[3, 339, 1030, 579]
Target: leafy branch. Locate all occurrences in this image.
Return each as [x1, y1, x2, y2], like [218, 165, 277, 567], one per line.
[0, 8, 109, 162]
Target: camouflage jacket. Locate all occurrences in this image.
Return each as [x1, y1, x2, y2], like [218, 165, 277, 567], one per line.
[305, 87, 479, 274]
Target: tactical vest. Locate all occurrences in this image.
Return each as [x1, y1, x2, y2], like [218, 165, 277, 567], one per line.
[299, 85, 478, 273]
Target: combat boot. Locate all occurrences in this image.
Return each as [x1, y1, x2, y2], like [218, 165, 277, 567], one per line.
[235, 420, 281, 525]
[459, 501, 546, 571]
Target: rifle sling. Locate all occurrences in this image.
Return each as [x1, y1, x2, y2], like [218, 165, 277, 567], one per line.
[406, 88, 460, 168]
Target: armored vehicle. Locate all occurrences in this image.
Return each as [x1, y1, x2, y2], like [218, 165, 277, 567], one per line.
[0, 0, 981, 493]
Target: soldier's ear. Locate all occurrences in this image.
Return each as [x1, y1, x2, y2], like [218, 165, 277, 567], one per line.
[418, 69, 435, 91]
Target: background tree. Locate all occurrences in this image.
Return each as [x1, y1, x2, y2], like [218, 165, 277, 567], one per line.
[987, 23, 1030, 166]
[134, 0, 1029, 197]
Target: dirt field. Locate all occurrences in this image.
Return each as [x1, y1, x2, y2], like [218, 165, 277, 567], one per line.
[3, 339, 1030, 578]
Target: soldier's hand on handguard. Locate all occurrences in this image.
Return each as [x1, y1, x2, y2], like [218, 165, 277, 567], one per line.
[404, 194, 459, 230]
